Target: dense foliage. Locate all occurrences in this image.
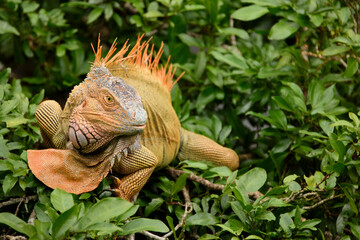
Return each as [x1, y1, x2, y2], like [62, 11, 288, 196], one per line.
[1, 0, 360, 239]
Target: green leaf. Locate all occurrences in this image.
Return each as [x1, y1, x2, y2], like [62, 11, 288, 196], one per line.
[299, 219, 321, 230]
[204, 0, 218, 24]
[269, 109, 287, 130]
[6, 117, 28, 128]
[178, 33, 204, 47]
[246, 236, 264, 240]
[173, 173, 190, 194]
[3, 174, 17, 194]
[241, 0, 282, 7]
[86, 222, 122, 233]
[329, 133, 345, 162]
[75, 197, 132, 231]
[279, 213, 294, 237]
[309, 14, 323, 27]
[237, 167, 267, 192]
[104, 4, 113, 21]
[56, 45, 66, 57]
[263, 198, 290, 209]
[255, 211, 275, 221]
[349, 112, 360, 127]
[52, 204, 80, 239]
[210, 51, 247, 69]
[181, 160, 209, 170]
[195, 51, 207, 78]
[117, 205, 139, 222]
[294, 206, 302, 227]
[330, 120, 354, 128]
[218, 125, 232, 145]
[121, 218, 169, 235]
[247, 111, 275, 126]
[50, 188, 74, 213]
[282, 81, 305, 102]
[21, 1, 40, 13]
[269, 20, 299, 40]
[344, 57, 358, 77]
[1, 99, 18, 115]
[0, 68, 11, 85]
[0, 20, 20, 35]
[349, 223, 360, 239]
[231, 5, 269, 21]
[144, 10, 164, 18]
[322, 46, 350, 56]
[187, 213, 219, 226]
[87, 8, 104, 24]
[222, 219, 243, 235]
[0, 212, 36, 237]
[220, 28, 249, 40]
[112, 13, 123, 28]
[230, 201, 248, 223]
[145, 198, 164, 217]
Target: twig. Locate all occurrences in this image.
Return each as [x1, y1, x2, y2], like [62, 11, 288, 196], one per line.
[123, 2, 138, 14]
[163, 187, 193, 239]
[229, 17, 236, 46]
[140, 231, 166, 240]
[344, 0, 359, 34]
[4, 235, 27, 240]
[167, 168, 224, 191]
[248, 191, 264, 200]
[0, 195, 38, 209]
[239, 153, 253, 161]
[28, 210, 36, 225]
[302, 192, 337, 210]
[14, 196, 25, 217]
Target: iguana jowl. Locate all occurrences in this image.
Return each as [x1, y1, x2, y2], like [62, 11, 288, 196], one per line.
[27, 36, 239, 201]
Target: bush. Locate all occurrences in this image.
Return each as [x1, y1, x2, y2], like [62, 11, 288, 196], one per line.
[1, 0, 360, 239]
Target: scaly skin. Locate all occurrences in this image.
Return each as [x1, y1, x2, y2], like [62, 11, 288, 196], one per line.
[27, 36, 239, 201]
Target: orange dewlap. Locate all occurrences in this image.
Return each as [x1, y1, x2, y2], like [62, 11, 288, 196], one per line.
[27, 149, 112, 194]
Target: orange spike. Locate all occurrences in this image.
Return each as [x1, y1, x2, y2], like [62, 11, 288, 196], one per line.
[90, 34, 184, 91]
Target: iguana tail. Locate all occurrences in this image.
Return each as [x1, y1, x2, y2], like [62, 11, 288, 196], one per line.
[178, 128, 239, 170]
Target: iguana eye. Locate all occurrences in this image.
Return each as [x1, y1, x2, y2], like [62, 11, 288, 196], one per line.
[105, 96, 112, 102]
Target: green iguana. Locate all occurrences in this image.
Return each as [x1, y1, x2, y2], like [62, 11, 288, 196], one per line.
[27, 35, 239, 201]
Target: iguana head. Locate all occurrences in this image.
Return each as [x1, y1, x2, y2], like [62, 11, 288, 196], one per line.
[68, 66, 147, 154]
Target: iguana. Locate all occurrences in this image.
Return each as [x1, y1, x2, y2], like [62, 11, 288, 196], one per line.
[27, 36, 239, 201]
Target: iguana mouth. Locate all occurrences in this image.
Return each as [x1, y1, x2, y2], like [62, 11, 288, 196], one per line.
[70, 134, 141, 168]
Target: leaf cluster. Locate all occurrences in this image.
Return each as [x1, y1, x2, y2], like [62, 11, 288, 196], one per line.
[1, 0, 360, 239]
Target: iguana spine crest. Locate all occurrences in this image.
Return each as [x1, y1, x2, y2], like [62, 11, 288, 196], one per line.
[91, 34, 184, 91]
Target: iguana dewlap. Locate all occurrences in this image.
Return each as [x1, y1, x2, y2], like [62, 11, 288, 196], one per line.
[27, 36, 239, 201]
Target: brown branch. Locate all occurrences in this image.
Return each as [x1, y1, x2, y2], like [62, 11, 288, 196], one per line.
[239, 153, 253, 161]
[229, 18, 236, 46]
[0, 195, 38, 209]
[344, 0, 359, 34]
[4, 235, 27, 240]
[28, 210, 36, 225]
[140, 231, 166, 240]
[302, 192, 338, 210]
[167, 167, 224, 191]
[162, 187, 193, 239]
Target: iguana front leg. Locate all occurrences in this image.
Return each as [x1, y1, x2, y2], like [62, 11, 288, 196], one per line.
[112, 146, 158, 201]
[35, 100, 66, 149]
[178, 128, 239, 170]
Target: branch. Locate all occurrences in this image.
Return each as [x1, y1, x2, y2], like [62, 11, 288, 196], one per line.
[0, 195, 38, 209]
[4, 235, 27, 240]
[167, 167, 224, 191]
[302, 192, 337, 210]
[140, 231, 166, 240]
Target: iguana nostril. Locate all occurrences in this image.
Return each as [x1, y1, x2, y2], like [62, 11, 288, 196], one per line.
[135, 109, 147, 125]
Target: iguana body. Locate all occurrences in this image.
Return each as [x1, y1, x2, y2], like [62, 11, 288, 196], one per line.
[27, 36, 239, 201]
